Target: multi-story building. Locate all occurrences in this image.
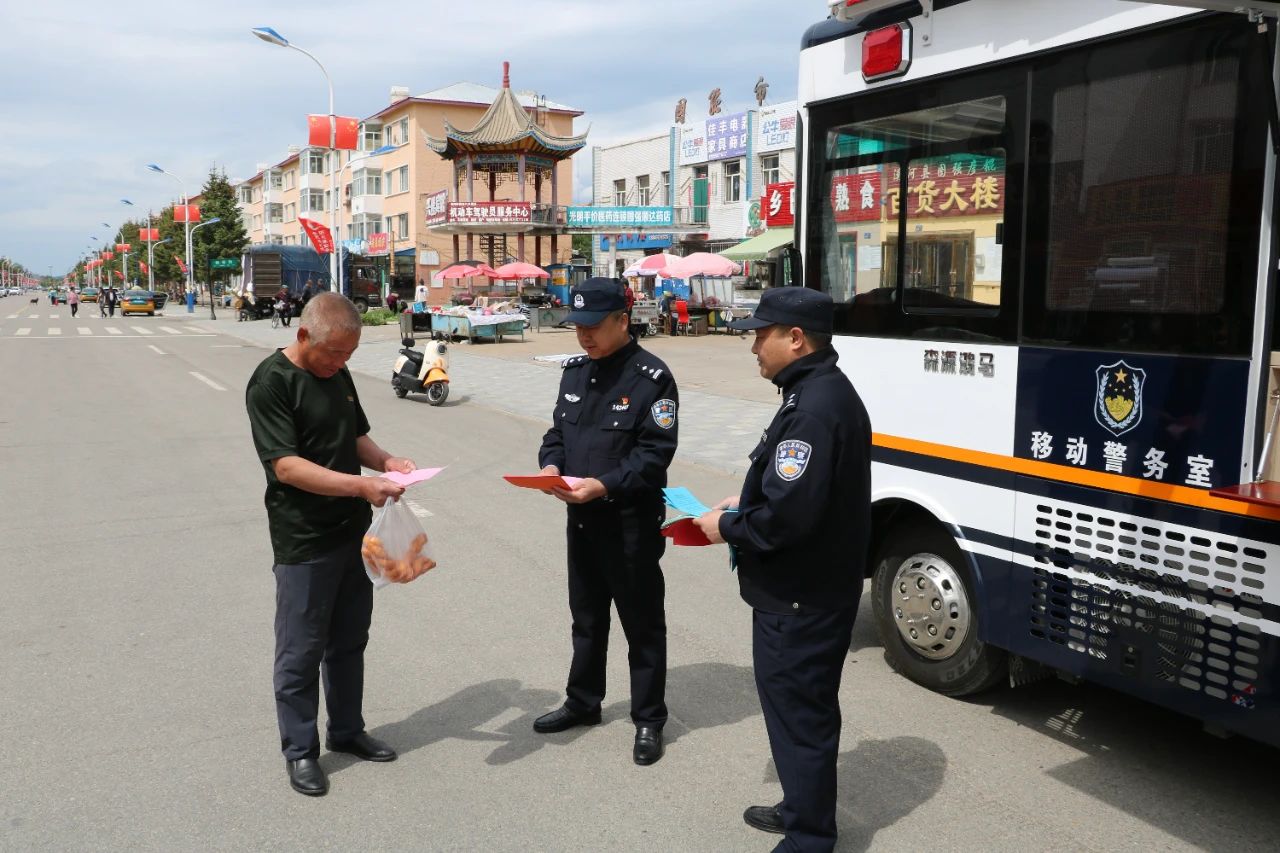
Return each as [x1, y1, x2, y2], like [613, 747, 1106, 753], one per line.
[233, 69, 584, 304]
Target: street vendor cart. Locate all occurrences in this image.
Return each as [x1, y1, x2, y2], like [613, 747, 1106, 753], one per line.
[431, 310, 526, 343]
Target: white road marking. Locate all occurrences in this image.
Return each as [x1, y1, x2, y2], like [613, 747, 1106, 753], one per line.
[15, 328, 30, 336]
[48, 327, 61, 336]
[48, 314, 57, 319]
[6, 314, 16, 319]
[211, 344, 242, 348]
[405, 500, 433, 518]
[130, 326, 154, 336]
[160, 326, 183, 335]
[189, 371, 226, 391]
[77, 327, 92, 335]
[106, 327, 123, 335]
[27, 314, 38, 319]
[147, 345, 167, 355]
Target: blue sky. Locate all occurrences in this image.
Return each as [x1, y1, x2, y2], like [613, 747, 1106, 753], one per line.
[1, 1, 827, 276]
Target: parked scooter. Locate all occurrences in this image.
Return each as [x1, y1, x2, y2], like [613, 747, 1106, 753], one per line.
[392, 336, 450, 405]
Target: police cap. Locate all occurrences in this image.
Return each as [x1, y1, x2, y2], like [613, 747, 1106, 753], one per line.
[727, 287, 833, 334]
[566, 277, 628, 326]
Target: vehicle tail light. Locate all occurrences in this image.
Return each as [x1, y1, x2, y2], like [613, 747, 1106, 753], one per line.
[862, 23, 911, 82]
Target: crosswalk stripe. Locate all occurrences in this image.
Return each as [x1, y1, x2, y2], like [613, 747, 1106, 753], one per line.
[48, 327, 61, 335]
[28, 314, 38, 319]
[77, 327, 92, 335]
[189, 372, 226, 391]
[131, 326, 154, 336]
[15, 328, 30, 336]
[48, 315, 57, 319]
[160, 326, 183, 335]
[6, 314, 16, 319]
[106, 327, 123, 335]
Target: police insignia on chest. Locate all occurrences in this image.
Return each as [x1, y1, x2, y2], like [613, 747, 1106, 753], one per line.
[775, 440, 812, 481]
[651, 398, 677, 430]
[610, 397, 630, 412]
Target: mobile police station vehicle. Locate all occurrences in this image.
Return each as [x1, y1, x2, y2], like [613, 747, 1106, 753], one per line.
[796, 0, 1280, 748]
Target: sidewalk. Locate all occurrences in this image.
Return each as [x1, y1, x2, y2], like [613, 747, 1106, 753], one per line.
[171, 309, 778, 476]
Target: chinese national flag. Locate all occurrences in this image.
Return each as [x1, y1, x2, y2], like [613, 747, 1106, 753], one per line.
[308, 115, 359, 150]
[115, 243, 131, 253]
[115, 270, 124, 280]
[140, 228, 160, 241]
[174, 205, 201, 223]
[174, 254, 188, 274]
[139, 261, 149, 274]
[101, 250, 114, 260]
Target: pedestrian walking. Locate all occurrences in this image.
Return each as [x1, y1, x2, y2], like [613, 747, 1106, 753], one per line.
[245, 293, 421, 798]
[106, 287, 118, 317]
[415, 278, 429, 304]
[68, 288, 79, 317]
[533, 277, 678, 765]
[301, 280, 314, 308]
[694, 287, 871, 853]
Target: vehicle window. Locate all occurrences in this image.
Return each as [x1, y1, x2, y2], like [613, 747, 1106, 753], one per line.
[1023, 18, 1267, 356]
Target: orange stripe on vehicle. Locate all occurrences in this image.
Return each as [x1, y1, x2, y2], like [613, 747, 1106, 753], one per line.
[872, 432, 1280, 522]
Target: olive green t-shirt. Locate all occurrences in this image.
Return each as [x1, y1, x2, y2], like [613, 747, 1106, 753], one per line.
[245, 350, 373, 564]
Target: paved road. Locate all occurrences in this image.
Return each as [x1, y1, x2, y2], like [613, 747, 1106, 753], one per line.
[1, 294, 1279, 852]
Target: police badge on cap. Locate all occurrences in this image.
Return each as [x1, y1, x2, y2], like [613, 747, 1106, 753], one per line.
[566, 278, 627, 326]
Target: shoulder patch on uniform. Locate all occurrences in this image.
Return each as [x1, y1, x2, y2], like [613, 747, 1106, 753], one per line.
[780, 391, 800, 412]
[635, 362, 665, 383]
[775, 440, 812, 482]
[651, 398, 677, 430]
[561, 355, 588, 369]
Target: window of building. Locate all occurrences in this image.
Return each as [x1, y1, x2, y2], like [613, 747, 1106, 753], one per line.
[762, 154, 781, 187]
[237, 185, 253, 204]
[284, 235, 297, 246]
[303, 150, 326, 175]
[636, 175, 651, 206]
[283, 170, 295, 191]
[284, 202, 296, 223]
[723, 160, 742, 203]
[252, 186, 261, 203]
[252, 214, 262, 230]
[301, 189, 324, 213]
[266, 203, 283, 224]
[361, 123, 383, 152]
[613, 179, 627, 206]
[660, 171, 670, 205]
[268, 171, 282, 190]
[383, 117, 409, 147]
[352, 169, 382, 197]
[269, 235, 284, 246]
[393, 213, 409, 240]
[387, 165, 409, 194]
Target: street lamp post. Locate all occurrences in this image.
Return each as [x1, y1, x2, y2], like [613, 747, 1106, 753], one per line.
[146, 163, 194, 312]
[191, 217, 222, 320]
[252, 26, 341, 296]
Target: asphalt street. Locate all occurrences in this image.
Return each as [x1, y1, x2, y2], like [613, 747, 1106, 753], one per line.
[2, 295, 1279, 852]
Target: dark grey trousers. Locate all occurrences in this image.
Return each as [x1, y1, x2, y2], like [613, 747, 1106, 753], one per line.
[273, 537, 373, 760]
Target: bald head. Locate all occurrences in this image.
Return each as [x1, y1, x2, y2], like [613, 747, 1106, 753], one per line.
[299, 292, 361, 343]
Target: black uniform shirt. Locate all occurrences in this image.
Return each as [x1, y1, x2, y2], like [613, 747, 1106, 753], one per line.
[539, 338, 678, 509]
[719, 348, 871, 613]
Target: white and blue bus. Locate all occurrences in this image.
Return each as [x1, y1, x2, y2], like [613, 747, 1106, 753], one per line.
[796, 0, 1280, 746]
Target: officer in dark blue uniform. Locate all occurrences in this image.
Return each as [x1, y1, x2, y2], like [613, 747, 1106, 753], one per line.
[533, 277, 679, 765]
[695, 287, 871, 853]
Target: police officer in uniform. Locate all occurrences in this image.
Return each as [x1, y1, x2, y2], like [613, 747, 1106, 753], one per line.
[534, 277, 679, 765]
[694, 288, 870, 853]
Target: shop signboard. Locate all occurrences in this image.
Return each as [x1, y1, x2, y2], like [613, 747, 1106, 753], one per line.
[678, 123, 707, 166]
[567, 207, 675, 228]
[831, 157, 1006, 224]
[447, 202, 532, 224]
[763, 182, 796, 228]
[706, 112, 748, 162]
[757, 101, 798, 153]
[367, 233, 389, 255]
[424, 190, 449, 225]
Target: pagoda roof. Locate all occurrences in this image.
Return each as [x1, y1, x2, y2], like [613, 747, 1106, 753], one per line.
[425, 64, 587, 162]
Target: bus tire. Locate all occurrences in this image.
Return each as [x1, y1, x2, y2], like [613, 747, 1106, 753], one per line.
[354, 299, 368, 314]
[871, 523, 1006, 697]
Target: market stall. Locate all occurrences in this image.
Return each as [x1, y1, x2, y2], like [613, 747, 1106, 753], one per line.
[431, 309, 526, 343]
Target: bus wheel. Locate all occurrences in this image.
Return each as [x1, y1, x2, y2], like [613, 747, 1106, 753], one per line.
[354, 299, 368, 314]
[871, 524, 1006, 696]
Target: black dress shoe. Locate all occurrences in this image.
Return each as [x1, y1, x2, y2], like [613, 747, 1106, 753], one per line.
[743, 803, 785, 834]
[286, 758, 328, 796]
[633, 726, 664, 765]
[533, 705, 602, 733]
[325, 732, 397, 762]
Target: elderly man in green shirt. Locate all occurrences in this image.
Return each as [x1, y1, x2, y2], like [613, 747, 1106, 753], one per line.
[246, 292, 416, 797]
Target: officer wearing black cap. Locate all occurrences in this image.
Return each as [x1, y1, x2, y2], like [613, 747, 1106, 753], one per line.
[533, 277, 678, 766]
[694, 286, 871, 853]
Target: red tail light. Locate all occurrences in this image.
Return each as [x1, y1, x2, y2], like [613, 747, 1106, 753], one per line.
[862, 23, 911, 82]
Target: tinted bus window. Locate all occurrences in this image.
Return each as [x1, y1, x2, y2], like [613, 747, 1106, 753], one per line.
[1022, 18, 1267, 356]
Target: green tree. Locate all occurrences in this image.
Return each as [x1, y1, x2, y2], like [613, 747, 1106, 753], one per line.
[572, 234, 593, 262]
[191, 168, 249, 294]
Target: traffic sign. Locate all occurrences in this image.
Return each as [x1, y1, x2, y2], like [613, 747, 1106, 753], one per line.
[210, 258, 239, 269]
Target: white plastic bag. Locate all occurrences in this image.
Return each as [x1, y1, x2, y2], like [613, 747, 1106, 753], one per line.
[360, 500, 435, 589]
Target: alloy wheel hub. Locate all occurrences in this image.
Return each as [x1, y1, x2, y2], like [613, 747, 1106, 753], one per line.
[889, 553, 971, 660]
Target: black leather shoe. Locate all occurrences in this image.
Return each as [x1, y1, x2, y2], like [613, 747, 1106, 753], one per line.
[325, 733, 397, 762]
[533, 705, 602, 733]
[633, 726, 664, 765]
[743, 803, 785, 834]
[286, 758, 328, 796]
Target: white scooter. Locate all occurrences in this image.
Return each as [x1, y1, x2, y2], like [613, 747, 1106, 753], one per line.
[392, 336, 450, 405]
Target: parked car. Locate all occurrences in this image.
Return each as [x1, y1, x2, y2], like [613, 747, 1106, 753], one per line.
[80, 287, 99, 303]
[121, 290, 158, 316]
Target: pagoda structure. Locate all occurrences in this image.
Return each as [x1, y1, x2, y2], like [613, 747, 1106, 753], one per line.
[426, 63, 588, 268]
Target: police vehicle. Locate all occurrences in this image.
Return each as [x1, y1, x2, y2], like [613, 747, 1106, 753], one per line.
[796, 0, 1280, 747]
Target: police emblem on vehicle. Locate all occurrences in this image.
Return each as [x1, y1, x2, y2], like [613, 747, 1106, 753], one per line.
[573, 293, 585, 308]
[775, 440, 812, 481]
[1094, 360, 1145, 436]
[651, 398, 676, 429]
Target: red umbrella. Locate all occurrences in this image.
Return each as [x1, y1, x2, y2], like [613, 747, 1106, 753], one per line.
[493, 262, 550, 280]
[435, 264, 479, 281]
[658, 252, 741, 279]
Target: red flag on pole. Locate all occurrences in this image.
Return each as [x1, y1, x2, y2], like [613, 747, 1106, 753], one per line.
[307, 115, 330, 148]
[173, 205, 201, 223]
[139, 261, 149, 274]
[101, 250, 114, 260]
[298, 217, 334, 254]
[307, 115, 360, 150]
[174, 254, 188, 274]
[334, 116, 359, 150]
[139, 228, 160, 241]
[115, 243, 131, 252]
[114, 270, 124, 280]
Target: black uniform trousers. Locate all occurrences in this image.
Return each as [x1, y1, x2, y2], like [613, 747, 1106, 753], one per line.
[564, 504, 668, 727]
[753, 605, 856, 853]
[272, 536, 373, 760]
